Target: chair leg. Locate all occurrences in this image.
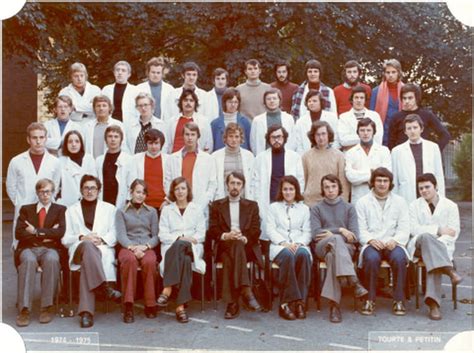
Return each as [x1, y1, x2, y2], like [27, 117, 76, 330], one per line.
[315, 262, 321, 311]
[201, 274, 205, 312]
[212, 257, 217, 311]
[452, 283, 457, 310]
[415, 265, 420, 310]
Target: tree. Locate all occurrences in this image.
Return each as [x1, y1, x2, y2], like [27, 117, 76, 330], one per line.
[3, 2, 471, 137]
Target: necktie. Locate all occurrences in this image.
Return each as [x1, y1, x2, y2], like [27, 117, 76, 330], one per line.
[134, 122, 152, 153]
[428, 203, 436, 214]
[38, 207, 46, 228]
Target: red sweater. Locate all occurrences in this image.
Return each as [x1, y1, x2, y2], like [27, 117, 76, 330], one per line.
[182, 152, 197, 188]
[172, 116, 194, 153]
[144, 155, 165, 207]
[333, 82, 372, 115]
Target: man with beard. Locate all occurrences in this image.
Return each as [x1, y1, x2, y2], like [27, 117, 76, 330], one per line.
[208, 172, 264, 319]
[270, 60, 298, 114]
[334, 60, 372, 116]
[250, 125, 304, 239]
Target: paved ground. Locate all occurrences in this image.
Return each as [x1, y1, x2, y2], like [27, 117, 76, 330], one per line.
[1, 201, 472, 352]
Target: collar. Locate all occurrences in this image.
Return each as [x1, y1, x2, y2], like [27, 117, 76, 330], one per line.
[181, 147, 199, 158]
[37, 202, 52, 213]
[146, 151, 162, 159]
[228, 196, 241, 203]
[283, 201, 297, 208]
[409, 138, 422, 145]
[124, 201, 151, 212]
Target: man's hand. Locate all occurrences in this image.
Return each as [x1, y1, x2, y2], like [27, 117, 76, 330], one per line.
[24, 221, 36, 235]
[223, 230, 242, 241]
[385, 239, 398, 251]
[282, 242, 299, 254]
[438, 226, 456, 237]
[339, 228, 356, 243]
[368, 239, 385, 251]
[314, 230, 332, 242]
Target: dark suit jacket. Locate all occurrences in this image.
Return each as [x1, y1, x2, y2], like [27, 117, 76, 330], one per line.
[14, 203, 67, 267]
[207, 197, 263, 268]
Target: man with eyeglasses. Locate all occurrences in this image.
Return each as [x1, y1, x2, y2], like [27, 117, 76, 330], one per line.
[250, 125, 304, 239]
[62, 174, 121, 328]
[14, 178, 66, 327]
[124, 92, 168, 154]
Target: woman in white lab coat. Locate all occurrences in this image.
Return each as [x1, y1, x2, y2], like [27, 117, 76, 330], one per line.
[266, 175, 312, 320]
[156, 177, 206, 323]
[57, 130, 96, 206]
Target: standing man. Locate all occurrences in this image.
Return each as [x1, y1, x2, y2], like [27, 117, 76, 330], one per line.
[407, 173, 462, 320]
[102, 60, 139, 125]
[291, 59, 337, 120]
[166, 89, 213, 153]
[388, 83, 451, 151]
[302, 121, 349, 207]
[167, 122, 217, 215]
[59, 62, 101, 124]
[250, 125, 304, 237]
[136, 57, 175, 121]
[369, 59, 404, 146]
[7, 123, 61, 249]
[208, 172, 263, 319]
[236, 59, 271, 120]
[310, 174, 367, 323]
[250, 88, 295, 155]
[44, 95, 82, 156]
[356, 168, 410, 316]
[338, 86, 384, 150]
[166, 61, 210, 121]
[14, 179, 66, 327]
[212, 123, 255, 200]
[128, 129, 170, 214]
[125, 92, 167, 154]
[270, 60, 298, 114]
[95, 125, 132, 210]
[392, 114, 445, 204]
[333, 60, 372, 116]
[345, 118, 391, 205]
[208, 68, 229, 120]
[83, 95, 126, 158]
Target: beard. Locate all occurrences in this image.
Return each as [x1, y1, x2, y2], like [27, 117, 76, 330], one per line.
[344, 77, 359, 86]
[271, 144, 284, 153]
[229, 189, 240, 198]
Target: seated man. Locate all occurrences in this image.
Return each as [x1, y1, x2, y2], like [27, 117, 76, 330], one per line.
[407, 173, 462, 320]
[310, 174, 367, 323]
[15, 178, 66, 327]
[208, 172, 263, 319]
[356, 167, 410, 316]
[62, 175, 121, 328]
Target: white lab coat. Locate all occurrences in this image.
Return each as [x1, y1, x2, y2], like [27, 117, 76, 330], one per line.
[164, 86, 211, 123]
[136, 80, 175, 121]
[266, 201, 312, 261]
[57, 154, 97, 207]
[124, 116, 168, 153]
[62, 200, 117, 281]
[82, 117, 128, 156]
[338, 108, 384, 147]
[127, 152, 171, 196]
[345, 143, 392, 205]
[356, 191, 410, 267]
[158, 202, 206, 275]
[249, 148, 305, 238]
[207, 88, 222, 121]
[167, 149, 217, 213]
[6, 150, 61, 248]
[250, 111, 296, 156]
[297, 83, 337, 118]
[165, 113, 213, 154]
[212, 147, 255, 200]
[101, 82, 139, 125]
[293, 110, 340, 154]
[391, 138, 445, 204]
[407, 196, 460, 261]
[43, 118, 83, 154]
[59, 82, 101, 123]
[95, 151, 133, 209]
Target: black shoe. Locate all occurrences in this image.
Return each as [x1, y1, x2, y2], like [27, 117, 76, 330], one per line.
[80, 312, 94, 328]
[242, 293, 261, 312]
[279, 303, 296, 320]
[144, 306, 157, 319]
[175, 309, 189, 323]
[329, 304, 342, 323]
[295, 302, 306, 319]
[224, 303, 240, 320]
[104, 286, 122, 303]
[123, 305, 134, 324]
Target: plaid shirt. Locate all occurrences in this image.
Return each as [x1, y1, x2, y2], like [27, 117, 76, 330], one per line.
[290, 81, 333, 120]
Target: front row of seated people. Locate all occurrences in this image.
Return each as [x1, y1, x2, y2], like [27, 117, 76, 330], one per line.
[14, 168, 461, 327]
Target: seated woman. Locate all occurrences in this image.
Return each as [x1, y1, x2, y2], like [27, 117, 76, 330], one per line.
[57, 130, 96, 206]
[62, 174, 121, 328]
[156, 177, 206, 323]
[115, 179, 159, 323]
[266, 175, 312, 320]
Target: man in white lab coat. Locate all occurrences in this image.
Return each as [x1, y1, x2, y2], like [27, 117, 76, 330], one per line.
[356, 167, 410, 316]
[101, 60, 139, 125]
[407, 173, 462, 320]
[207, 67, 229, 120]
[391, 114, 445, 204]
[135, 57, 175, 121]
[7, 123, 61, 249]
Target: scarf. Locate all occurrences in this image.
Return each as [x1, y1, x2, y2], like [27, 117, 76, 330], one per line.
[374, 80, 404, 123]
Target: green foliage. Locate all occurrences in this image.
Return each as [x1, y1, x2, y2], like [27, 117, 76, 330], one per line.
[2, 2, 471, 137]
[452, 134, 472, 201]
